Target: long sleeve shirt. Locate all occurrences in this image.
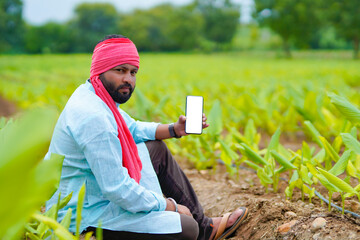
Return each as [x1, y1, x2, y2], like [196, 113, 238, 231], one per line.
[45, 80, 181, 234]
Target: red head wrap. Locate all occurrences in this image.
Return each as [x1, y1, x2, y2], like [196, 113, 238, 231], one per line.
[90, 38, 142, 183]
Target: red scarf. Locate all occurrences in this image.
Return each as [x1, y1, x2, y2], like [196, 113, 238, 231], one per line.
[90, 38, 142, 183]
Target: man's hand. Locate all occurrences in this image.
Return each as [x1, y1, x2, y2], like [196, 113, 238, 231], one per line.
[174, 113, 209, 137]
[165, 198, 192, 217]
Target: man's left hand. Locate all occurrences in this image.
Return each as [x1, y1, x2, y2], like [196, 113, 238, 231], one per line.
[174, 113, 209, 137]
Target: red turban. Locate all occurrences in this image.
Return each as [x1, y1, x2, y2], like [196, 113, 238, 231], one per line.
[90, 38, 142, 183]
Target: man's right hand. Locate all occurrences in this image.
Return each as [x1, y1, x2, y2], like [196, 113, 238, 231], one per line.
[165, 198, 193, 217]
[177, 204, 192, 217]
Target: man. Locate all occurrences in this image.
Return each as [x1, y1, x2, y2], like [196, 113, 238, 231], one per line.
[45, 34, 248, 240]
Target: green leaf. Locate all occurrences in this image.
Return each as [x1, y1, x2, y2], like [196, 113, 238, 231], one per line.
[218, 138, 238, 162]
[208, 100, 222, 137]
[313, 148, 325, 164]
[240, 143, 268, 166]
[244, 160, 261, 171]
[341, 133, 360, 154]
[302, 141, 312, 160]
[346, 160, 358, 178]
[0, 108, 63, 239]
[317, 167, 357, 195]
[32, 214, 76, 240]
[319, 136, 340, 162]
[96, 221, 103, 240]
[303, 121, 324, 148]
[60, 208, 72, 229]
[328, 92, 360, 125]
[244, 119, 258, 146]
[76, 183, 86, 237]
[328, 150, 352, 176]
[264, 128, 281, 160]
[257, 168, 273, 184]
[299, 165, 312, 185]
[270, 150, 297, 170]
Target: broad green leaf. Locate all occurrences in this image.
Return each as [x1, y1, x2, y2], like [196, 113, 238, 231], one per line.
[317, 167, 357, 195]
[316, 173, 341, 193]
[270, 150, 296, 170]
[328, 92, 360, 125]
[207, 100, 222, 137]
[328, 150, 352, 176]
[240, 143, 268, 166]
[0, 108, 62, 240]
[76, 183, 86, 238]
[341, 133, 360, 154]
[264, 128, 281, 160]
[319, 136, 340, 162]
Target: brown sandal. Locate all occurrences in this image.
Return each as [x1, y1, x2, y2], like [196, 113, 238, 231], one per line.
[214, 207, 248, 240]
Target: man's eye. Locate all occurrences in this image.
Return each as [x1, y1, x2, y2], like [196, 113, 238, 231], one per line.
[131, 71, 137, 75]
[116, 69, 123, 72]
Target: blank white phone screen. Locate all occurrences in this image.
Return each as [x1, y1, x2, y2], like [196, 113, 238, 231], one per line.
[185, 96, 203, 134]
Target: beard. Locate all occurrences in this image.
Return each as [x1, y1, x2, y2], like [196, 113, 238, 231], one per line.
[99, 75, 135, 104]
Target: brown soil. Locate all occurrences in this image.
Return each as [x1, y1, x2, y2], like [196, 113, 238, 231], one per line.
[184, 165, 360, 240]
[0, 95, 17, 117]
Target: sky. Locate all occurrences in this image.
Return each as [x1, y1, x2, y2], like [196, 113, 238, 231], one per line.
[23, 0, 254, 25]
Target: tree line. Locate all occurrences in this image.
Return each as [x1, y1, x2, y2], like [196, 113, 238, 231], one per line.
[1, 0, 359, 58]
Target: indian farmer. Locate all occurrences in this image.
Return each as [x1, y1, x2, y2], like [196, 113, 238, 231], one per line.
[45, 34, 249, 240]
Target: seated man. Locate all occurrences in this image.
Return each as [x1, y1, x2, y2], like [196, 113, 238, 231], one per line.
[45, 34, 248, 240]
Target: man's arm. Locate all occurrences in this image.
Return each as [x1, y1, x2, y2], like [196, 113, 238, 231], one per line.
[155, 114, 209, 140]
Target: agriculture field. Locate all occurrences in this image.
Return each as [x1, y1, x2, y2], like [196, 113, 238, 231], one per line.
[1, 52, 360, 239]
[1, 52, 359, 133]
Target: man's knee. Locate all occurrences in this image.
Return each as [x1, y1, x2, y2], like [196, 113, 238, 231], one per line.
[146, 139, 168, 150]
[180, 214, 199, 240]
[146, 140, 170, 158]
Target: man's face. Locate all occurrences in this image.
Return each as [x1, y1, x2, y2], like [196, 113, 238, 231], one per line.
[99, 63, 138, 104]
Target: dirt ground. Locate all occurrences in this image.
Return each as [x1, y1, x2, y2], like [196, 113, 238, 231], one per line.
[0, 95, 17, 117]
[185, 165, 360, 240]
[1, 97, 360, 240]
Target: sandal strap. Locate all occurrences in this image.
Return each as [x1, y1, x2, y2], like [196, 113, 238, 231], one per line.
[214, 212, 231, 240]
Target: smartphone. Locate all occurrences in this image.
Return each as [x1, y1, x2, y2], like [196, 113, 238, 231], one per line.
[185, 96, 204, 134]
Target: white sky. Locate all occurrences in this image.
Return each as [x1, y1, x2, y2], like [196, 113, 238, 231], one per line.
[23, 0, 254, 25]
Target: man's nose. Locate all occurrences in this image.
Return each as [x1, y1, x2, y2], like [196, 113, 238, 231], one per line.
[123, 72, 135, 85]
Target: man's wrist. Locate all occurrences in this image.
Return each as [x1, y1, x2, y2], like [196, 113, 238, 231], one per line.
[168, 123, 181, 138]
[167, 197, 178, 212]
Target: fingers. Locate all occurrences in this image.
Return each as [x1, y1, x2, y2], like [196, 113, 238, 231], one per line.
[178, 204, 192, 217]
[202, 113, 209, 128]
[179, 115, 186, 123]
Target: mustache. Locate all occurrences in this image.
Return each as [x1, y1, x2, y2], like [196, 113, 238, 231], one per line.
[116, 83, 133, 92]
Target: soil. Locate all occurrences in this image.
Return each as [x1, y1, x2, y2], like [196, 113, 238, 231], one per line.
[0, 95, 17, 117]
[184, 165, 360, 240]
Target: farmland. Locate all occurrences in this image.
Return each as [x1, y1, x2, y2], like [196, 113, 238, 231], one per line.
[1, 51, 360, 239]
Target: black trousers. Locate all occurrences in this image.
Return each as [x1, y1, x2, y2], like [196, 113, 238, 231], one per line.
[83, 140, 213, 240]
